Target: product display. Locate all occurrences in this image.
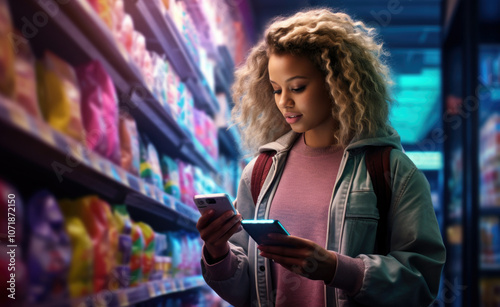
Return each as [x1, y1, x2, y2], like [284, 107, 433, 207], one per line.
[36, 51, 86, 143]
[0, 0, 245, 305]
[76, 60, 121, 165]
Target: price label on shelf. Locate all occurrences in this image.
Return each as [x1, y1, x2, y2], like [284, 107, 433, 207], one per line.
[147, 282, 157, 298]
[88, 152, 103, 172]
[177, 279, 185, 291]
[127, 173, 141, 191]
[109, 164, 122, 182]
[138, 180, 146, 195]
[68, 141, 86, 165]
[8, 105, 30, 132]
[116, 167, 129, 187]
[117, 291, 129, 307]
[158, 281, 166, 295]
[163, 194, 176, 210]
[32, 120, 55, 147]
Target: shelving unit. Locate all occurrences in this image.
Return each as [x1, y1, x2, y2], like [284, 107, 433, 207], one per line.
[2, 0, 244, 305]
[20, 275, 205, 307]
[442, 0, 500, 306]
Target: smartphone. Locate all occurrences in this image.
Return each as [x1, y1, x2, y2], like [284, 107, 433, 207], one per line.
[193, 193, 236, 221]
[241, 219, 290, 246]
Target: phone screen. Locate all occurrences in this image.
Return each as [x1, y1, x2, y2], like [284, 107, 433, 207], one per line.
[241, 219, 290, 246]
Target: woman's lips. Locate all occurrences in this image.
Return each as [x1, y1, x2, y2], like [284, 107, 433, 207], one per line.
[285, 114, 302, 124]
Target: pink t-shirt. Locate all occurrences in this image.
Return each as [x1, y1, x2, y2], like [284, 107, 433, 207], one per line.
[269, 134, 343, 307]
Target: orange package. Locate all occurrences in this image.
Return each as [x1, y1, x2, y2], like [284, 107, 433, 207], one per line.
[36, 51, 85, 142]
[0, 0, 15, 99]
[13, 29, 41, 119]
[74, 196, 115, 293]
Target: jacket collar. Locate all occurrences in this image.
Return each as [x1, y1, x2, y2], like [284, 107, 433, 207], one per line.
[258, 127, 403, 154]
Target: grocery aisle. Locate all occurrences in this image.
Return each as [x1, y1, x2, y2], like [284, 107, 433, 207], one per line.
[0, 0, 245, 306]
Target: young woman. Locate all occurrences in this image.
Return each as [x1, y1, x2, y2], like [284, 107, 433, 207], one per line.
[196, 8, 446, 307]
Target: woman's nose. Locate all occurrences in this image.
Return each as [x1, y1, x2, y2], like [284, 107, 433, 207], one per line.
[277, 91, 293, 108]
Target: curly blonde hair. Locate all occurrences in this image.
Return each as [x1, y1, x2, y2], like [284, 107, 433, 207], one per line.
[231, 8, 393, 154]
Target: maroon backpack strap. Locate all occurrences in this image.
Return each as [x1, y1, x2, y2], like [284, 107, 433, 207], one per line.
[251, 151, 276, 205]
[365, 146, 393, 255]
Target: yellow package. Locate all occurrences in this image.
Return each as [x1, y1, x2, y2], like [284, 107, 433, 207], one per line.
[36, 51, 85, 142]
[58, 199, 94, 297]
[0, 0, 15, 98]
[136, 222, 155, 281]
[74, 196, 115, 293]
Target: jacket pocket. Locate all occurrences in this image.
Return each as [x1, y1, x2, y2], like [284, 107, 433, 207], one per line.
[342, 191, 379, 256]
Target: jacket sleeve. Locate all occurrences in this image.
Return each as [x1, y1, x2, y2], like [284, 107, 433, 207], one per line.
[353, 151, 446, 306]
[201, 158, 257, 307]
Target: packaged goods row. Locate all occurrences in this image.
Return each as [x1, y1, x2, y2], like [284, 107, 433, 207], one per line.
[0, 178, 213, 306]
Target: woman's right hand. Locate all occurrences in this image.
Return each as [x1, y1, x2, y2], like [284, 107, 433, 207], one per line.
[196, 209, 243, 261]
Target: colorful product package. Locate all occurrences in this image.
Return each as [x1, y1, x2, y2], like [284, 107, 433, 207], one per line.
[111, 205, 132, 289]
[58, 199, 94, 297]
[161, 155, 181, 199]
[139, 134, 163, 189]
[151, 233, 167, 281]
[130, 222, 145, 286]
[0, 0, 15, 99]
[36, 51, 85, 142]
[136, 222, 155, 281]
[26, 190, 71, 303]
[178, 161, 196, 209]
[76, 60, 121, 165]
[118, 112, 140, 175]
[88, 0, 113, 29]
[62, 196, 114, 293]
[13, 30, 41, 119]
[166, 232, 182, 277]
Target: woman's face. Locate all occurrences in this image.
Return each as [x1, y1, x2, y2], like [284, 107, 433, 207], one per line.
[268, 53, 336, 147]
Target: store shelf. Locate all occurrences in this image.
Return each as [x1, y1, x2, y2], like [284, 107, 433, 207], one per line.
[218, 128, 240, 159]
[480, 207, 500, 216]
[9, 0, 217, 173]
[480, 263, 500, 277]
[215, 45, 235, 98]
[0, 96, 200, 230]
[124, 0, 219, 117]
[26, 275, 206, 307]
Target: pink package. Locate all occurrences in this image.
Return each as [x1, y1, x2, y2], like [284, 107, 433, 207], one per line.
[76, 60, 121, 165]
[178, 161, 196, 209]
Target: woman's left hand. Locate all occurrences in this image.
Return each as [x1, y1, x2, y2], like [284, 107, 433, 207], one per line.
[257, 234, 337, 283]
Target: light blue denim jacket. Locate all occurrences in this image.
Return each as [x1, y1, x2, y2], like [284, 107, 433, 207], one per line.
[202, 129, 446, 307]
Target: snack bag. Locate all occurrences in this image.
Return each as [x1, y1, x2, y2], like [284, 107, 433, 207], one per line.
[161, 155, 181, 199]
[136, 222, 155, 281]
[36, 51, 85, 142]
[58, 199, 94, 297]
[76, 60, 121, 164]
[111, 205, 132, 289]
[26, 191, 71, 303]
[119, 112, 140, 175]
[88, 0, 113, 29]
[139, 134, 162, 189]
[67, 196, 113, 293]
[130, 222, 144, 286]
[0, 0, 15, 99]
[13, 30, 41, 119]
[165, 232, 182, 277]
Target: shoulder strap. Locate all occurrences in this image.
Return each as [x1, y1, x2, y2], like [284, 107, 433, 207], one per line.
[365, 146, 393, 255]
[251, 151, 276, 205]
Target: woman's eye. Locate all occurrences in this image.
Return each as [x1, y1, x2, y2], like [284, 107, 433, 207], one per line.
[291, 86, 306, 93]
[273, 89, 282, 95]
